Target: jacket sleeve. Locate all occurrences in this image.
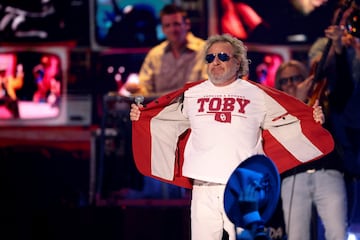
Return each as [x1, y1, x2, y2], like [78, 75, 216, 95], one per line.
[257, 83, 334, 173]
[131, 81, 204, 188]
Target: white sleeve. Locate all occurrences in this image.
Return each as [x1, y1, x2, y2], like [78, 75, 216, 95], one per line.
[262, 93, 323, 162]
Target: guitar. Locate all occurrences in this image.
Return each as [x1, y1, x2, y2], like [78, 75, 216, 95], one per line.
[307, 0, 354, 107]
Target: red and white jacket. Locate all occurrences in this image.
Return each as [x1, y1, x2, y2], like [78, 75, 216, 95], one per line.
[132, 80, 334, 189]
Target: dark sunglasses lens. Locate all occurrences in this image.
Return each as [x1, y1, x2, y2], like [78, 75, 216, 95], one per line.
[205, 53, 231, 63]
[279, 78, 288, 85]
[218, 53, 230, 61]
[205, 54, 215, 63]
[279, 75, 304, 85]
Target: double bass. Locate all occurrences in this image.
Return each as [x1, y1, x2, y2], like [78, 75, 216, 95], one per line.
[307, 0, 354, 107]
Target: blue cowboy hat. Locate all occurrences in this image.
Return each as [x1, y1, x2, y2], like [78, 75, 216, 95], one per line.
[224, 154, 280, 227]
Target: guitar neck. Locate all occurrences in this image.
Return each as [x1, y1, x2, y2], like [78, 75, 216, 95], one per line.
[313, 38, 332, 83]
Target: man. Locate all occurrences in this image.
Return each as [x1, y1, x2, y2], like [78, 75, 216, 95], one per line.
[124, 4, 207, 96]
[275, 60, 348, 240]
[118, 4, 207, 200]
[0, 63, 23, 118]
[130, 34, 333, 240]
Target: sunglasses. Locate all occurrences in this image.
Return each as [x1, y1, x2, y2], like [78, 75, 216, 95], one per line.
[278, 74, 304, 86]
[205, 52, 232, 64]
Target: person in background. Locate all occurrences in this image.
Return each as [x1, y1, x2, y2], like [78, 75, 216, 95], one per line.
[319, 2, 360, 233]
[307, 3, 360, 231]
[324, 1, 360, 178]
[119, 4, 207, 200]
[0, 63, 23, 101]
[32, 55, 61, 105]
[279, 3, 360, 239]
[123, 4, 207, 96]
[0, 63, 24, 118]
[275, 60, 348, 240]
[130, 34, 333, 240]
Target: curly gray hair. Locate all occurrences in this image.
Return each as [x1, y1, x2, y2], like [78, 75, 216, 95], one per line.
[204, 34, 249, 78]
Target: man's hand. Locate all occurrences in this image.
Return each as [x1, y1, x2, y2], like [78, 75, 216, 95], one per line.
[238, 182, 262, 227]
[238, 183, 259, 212]
[129, 103, 142, 121]
[325, 25, 345, 54]
[238, 183, 269, 239]
[312, 99, 325, 124]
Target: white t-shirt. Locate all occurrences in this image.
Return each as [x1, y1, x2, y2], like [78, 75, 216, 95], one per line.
[182, 79, 267, 184]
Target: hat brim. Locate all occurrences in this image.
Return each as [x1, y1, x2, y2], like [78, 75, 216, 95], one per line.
[224, 154, 280, 227]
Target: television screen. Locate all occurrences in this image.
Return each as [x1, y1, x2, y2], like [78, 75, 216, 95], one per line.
[91, 0, 173, 49]
[0, 0, 89, 46]
[0, 44, 92, 126]
[214, 0, 336, 44]
[0, 46, 65, 120]
[0, 44, 91, 126]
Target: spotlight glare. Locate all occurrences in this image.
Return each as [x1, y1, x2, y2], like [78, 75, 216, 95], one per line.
[348, 232, 357, 240]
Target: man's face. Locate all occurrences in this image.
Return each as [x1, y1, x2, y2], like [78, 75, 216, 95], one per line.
[291, 0, 328, 15]
[278, 66, 304, 97]
[206, 41, 240, 86]
[161, 13, 189, 44]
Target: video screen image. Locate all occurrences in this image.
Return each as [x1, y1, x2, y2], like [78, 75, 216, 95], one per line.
[0, 0, 89, 45]
[0, 51, 62, 119]
[217, 0, 336, 44]
[94, 0, 172, 48]
[247, 51, 284, 88]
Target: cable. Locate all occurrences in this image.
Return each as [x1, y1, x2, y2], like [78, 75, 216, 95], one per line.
[285, 172, 297, 240]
